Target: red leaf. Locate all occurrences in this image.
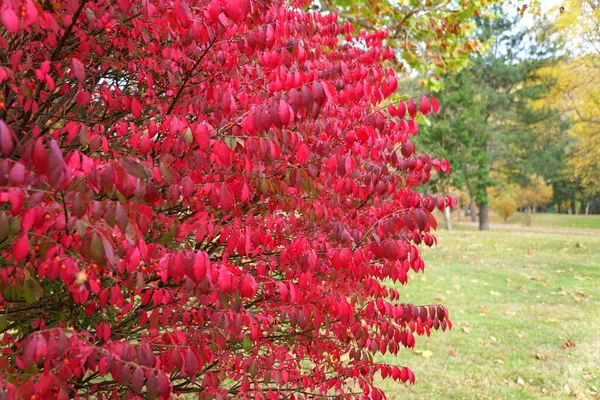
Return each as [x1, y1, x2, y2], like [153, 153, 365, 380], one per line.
[278, 99, 292, 126]
[218, 268, 232, 292]
[71, 58, 86, 83]
[194, 123, 210, 150]
[279, 282, 289, 302]
[9, 162, 25, 184]
[131, 97, 142, 118]
[156, 370, 171, 399]
[332, 248, 352, 270]
[13, 234, 29, 262]
[240, 274, 257, 298]
[396, 101, 406, 119]
[131, 368, 145, 393]
[0, 120, 14, 157]
[441, 159, 451, 173]
[407, 98, 417, 119]
[430, 94, 440, 114]
[207, 0, 220, 23]
[219, 183, 234, 212]
[32, 138, 49, 175]
[48, 139, 70, 189]
[419, 95, 431, 115]
[0, 6, 20, 33]
[224, 0, 243, 23]
[182, 349, 199, 377]
[401, 141, 415, 158]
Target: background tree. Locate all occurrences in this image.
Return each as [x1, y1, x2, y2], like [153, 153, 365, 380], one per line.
[320, 0, 502, 87]
[0, 0, 452, 398]
[416, 8, 563, 230]
[515, 175, 554, 226]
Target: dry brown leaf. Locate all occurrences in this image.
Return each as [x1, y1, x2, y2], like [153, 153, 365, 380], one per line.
[516, 376, 525, 385]
[533, 353, 545, 360]
[561, 339, 576, 349]
[462, 327, 472, 334]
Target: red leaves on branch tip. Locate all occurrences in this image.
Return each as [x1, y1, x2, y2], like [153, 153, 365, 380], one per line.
[0, 6, 20, 33]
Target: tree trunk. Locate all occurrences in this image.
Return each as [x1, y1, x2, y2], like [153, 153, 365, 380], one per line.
[585, 201, 590, 215]
[443, 206, 452, 230]
[478, 203, 489, 231]
[470, 198, 477, 223]
[525, 206, 532, 226]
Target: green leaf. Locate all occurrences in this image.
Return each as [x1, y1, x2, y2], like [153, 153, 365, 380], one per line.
[121, 158, 148, 179]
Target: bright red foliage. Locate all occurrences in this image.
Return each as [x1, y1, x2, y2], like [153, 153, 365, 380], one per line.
[0, 0, 453, 398]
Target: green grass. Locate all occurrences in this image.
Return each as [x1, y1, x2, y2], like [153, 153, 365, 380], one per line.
[484, 211, 600, 230]
[375, 227, 600, 400]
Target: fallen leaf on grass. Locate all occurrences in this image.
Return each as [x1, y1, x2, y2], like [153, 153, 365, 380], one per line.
[571, 392, 585, 400]
[448, 350, 458, 357]
[516, 376, 525, 385]
[547, 318, 559, 323]
[533, 353, 545, 360]
[504, 311, 516, 316]
[434, 295, 446, 301]
[490, 291, 501, 296]
[561, 339, 576, 349]
[490, 336, 497, 342]
[583, 374, 593, 381]
[462, 327, 472, 334]
[574, 276, 587, 281]
[480, 306, 489, 315]
[494, 359, 505, 365]
[421, 350, 434, 358]
[506, 278, 513, 283]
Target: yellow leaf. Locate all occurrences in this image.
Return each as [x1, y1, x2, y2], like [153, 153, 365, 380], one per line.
[421, 350, 434, 358]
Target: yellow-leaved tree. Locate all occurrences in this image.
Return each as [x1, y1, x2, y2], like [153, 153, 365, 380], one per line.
[535, 0, 600, 212]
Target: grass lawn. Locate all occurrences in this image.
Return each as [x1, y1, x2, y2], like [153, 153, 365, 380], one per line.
[453, 211, 600, 230]
[375, 226, 600, 400]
